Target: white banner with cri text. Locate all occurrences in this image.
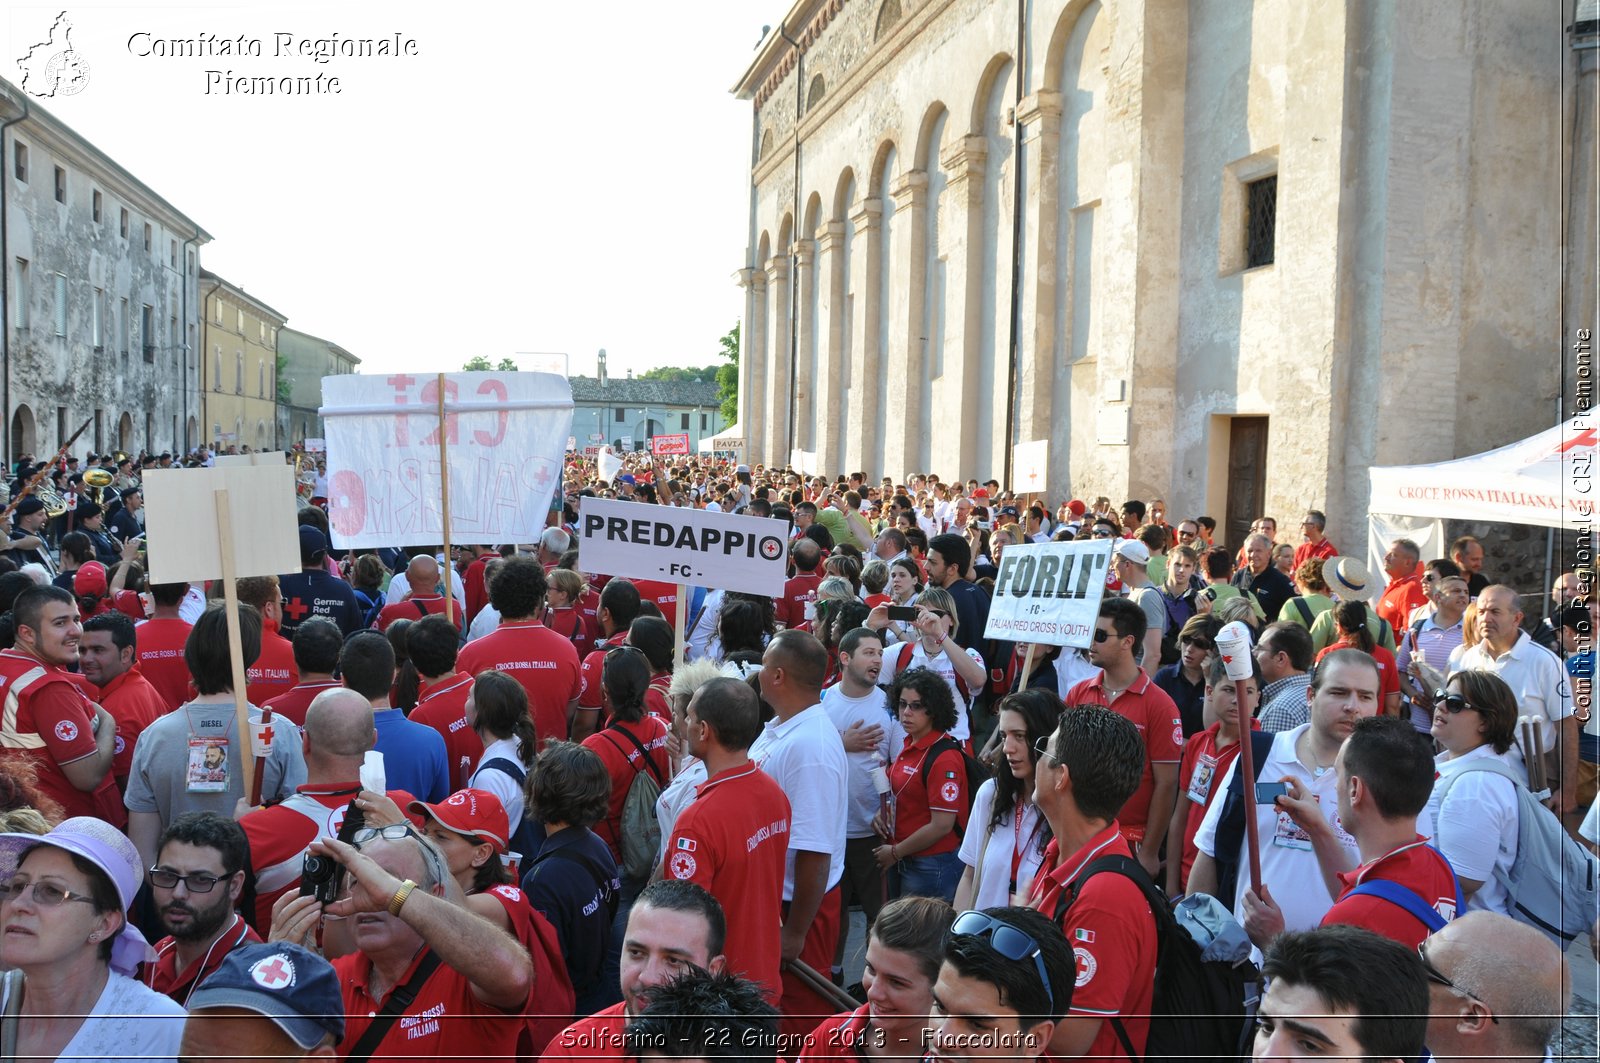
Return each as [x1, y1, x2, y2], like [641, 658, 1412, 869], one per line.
[320, 372, 573, 549]
[578, 496, 789, 596]
[984, 540, 1114, 648]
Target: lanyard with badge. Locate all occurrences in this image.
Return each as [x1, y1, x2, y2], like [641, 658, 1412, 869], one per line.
[183, 704, 233, 793]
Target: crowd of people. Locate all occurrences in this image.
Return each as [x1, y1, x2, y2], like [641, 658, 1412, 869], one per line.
[0, 446, 1590, 1061]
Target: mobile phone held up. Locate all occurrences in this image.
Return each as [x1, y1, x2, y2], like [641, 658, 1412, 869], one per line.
[886, 605, 918, 622]
[1254, 782, 1289, 804]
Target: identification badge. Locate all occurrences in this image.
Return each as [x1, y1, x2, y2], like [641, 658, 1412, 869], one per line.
[186, 737, 230, 793]
[1187, 753, 1219, 804]
[1271, 808, 1314, 850]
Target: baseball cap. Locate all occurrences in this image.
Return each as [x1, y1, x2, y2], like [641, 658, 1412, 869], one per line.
[187, 942, 345, 1049]
[1113, 540, 1151, 566]
[298, 524, 328, 563]
[998, 505, 1020, 519]
[1067, 499, 1087, 518]
[74, 561, 109, 598]
[408, 789, 509, 853]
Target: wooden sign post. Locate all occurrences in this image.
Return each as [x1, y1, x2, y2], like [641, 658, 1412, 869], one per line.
[436, 372, 455, 624]
[144, 464, 301, 806]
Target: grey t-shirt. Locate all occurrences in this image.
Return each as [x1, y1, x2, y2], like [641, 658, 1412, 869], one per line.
[1128, 583, 1169, 638]
[125, 699, 306, 824]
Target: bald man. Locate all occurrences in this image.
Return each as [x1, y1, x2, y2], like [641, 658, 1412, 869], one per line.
[1421, 911, 1571, 1063]
[376, 554, 464, 632]
[240, 688, 412, 927]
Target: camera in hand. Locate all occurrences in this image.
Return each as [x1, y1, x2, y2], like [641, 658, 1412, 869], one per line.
[299, 797, 366, 903]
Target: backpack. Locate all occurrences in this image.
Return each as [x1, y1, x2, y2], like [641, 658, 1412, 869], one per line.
[1056, 854, 1257, 1062]
[599, 724, 668, 882]
[895, 641, 972, 704]
[1208, 730, 1278, 909]
[477, 757, 540, 866]
[915, 735, 989, 840]
[1433, 758, 1599, 944]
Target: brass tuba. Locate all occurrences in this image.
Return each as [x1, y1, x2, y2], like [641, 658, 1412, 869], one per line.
[83, 467, 115, 508]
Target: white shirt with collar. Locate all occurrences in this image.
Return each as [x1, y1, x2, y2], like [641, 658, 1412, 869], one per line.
[747, 703, 848, 899]
[1456, 630, 1572, 765]
[1427, 744, 1521, 916]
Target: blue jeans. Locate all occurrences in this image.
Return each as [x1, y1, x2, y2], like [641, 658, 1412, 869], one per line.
[894, 851, 963, 903]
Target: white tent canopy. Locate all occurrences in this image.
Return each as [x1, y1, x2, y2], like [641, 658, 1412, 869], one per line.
[1368, 415, 1592, 531]
[699, 423, 745, 455]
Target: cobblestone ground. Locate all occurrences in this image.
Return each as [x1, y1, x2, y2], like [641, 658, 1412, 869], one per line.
[843, 908, 1600, 1058]
[1558, 936, 1598, 1062]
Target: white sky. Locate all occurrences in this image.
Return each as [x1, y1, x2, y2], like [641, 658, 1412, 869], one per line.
[3, 0, 791, 379]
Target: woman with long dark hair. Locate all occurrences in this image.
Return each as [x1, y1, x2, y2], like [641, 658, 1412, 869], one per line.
[952, 689, 1055, 910]
[1318, 600, 1403, 716]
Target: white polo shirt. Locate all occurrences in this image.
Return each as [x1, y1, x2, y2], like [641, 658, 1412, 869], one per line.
[1193, 725, 1358, 934]
[749, 703, 848, 898]
[1456, 631, 1572, 765]
[819, 684, 894, 839]
[1427, 745, 1520, 916]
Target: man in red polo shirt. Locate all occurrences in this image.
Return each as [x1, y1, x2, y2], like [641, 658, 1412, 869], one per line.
[627, 577, 679, 627]
[544, 880, 728, 1060]
[278, 830, 532, 1061]
[144, 811, 261, 1004]
[1292, 510, 1338, 571]
[241, 687, 415, 927]
[263, 618, 344, 728]
[456, 555, 580, 745]
[461, 544, 500, 623]
[0, 585, 116, 820]
[1375, 538, 1428, 635]
[136, 582, 194, 711]
[376, 554, 466, 632]
[78, 611, 167, 797]
[238, 576, 299, 707]
[407, 615, 483, 792]
[1278, 715, 1460, 949]
[776, 538, 825, 630]
[1028, 705, 1156, 1062]
[1065, 598, 1181, 876]
[662, 677, 789, 1001]
[572, 578, 642, 742]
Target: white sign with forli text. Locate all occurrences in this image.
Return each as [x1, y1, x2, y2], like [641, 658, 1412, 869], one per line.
[578, 496, 788, 596]
[983, 540, 1114, 648]
[319, 372, 573, 549]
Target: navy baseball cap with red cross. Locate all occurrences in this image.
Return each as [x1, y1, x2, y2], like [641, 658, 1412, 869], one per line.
[188, 942, 345, 1049]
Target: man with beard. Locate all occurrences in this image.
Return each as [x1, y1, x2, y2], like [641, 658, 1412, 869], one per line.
[144, 811, 261, 1004]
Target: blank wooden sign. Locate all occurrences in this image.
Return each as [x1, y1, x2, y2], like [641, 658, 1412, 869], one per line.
[143, 465, 301, 584]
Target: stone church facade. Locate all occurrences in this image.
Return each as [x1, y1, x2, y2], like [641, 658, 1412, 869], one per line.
[732, 0, 1584, 551]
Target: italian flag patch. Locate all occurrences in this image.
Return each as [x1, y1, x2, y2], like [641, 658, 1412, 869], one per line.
[1074, 928, 1096, 943]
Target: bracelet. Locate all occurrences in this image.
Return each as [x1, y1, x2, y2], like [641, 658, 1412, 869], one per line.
[388, 879, 417, 917]
[889, 845, 899, 862]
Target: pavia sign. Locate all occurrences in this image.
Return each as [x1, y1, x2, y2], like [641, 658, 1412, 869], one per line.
[578, 496, 788, 596]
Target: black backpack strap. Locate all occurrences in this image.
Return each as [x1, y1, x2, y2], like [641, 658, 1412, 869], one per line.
[603, 724, 666, 787]
[345, 949, 444, 1063]
[414, 598, 430, 619]
[529, 845, 619, 918]
[1293, 598, 1313, 627]
[1212, 729, 1277, 905]
[477, 756, 526, 786]
[917, 735, 969, 840]
[1063, 854, 1165, 1062]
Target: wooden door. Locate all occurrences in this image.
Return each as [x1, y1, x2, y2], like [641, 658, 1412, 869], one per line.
[1225, 417, 1269, 552]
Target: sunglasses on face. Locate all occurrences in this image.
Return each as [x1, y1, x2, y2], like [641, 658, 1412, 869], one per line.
[1418, 940, 1499, 1023]
[1093, 628, 1114, 643]
[1431, 690, 1476, 714]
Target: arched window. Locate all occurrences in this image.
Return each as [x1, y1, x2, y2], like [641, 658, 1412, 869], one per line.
[806, 74, 826, 112]
[875, 0, 902, 41]
[759, 128, 774, 160]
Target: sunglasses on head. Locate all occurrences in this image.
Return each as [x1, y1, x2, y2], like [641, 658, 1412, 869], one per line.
[951, 910, 1056, 1017]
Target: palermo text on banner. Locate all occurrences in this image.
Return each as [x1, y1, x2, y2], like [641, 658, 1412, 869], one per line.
[318, 371, 574, 549]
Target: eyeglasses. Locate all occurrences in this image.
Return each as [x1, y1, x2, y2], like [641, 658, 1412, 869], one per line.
[1033, 735, 1057, 763]
[353, 823, 449, 887]
[951, 910, 1056, 1017]
[148, 867, 227, 893]
[0, 877, 97, 909]
[896, 698, 925, 711]
[1431, 690, 1475, 714]
[1418, 940, 1499, 1023]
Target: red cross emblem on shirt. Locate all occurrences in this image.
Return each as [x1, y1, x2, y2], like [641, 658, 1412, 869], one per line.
[284, 597, 309, 621]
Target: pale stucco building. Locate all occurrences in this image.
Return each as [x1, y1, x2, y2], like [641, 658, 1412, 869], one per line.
[732, 0, 1591, 551]
[199, 269, 287, 451]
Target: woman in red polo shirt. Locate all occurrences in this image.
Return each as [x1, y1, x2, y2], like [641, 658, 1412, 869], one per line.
[872, 667, 975, 903]
[1317, 600, 1403, 716]
[798, 896, 954, 1061]
[626, 615, 676, 726]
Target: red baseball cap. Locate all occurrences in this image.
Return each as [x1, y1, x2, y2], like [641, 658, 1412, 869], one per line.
[408, 789, 509, 853]
[74, 561, 109, 598]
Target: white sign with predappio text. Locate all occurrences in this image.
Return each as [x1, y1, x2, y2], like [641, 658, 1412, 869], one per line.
[578, 496, 788, 596]
[983, 540, 1114, 648]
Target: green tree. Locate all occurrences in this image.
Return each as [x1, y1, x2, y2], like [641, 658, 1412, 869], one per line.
[640, 365, 719, 384]
[715, 322, 739, 423]
[275, 354, 291, 404]
[462, 356, 518, 371]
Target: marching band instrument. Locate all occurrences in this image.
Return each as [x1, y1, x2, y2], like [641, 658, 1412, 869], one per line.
[83, 467, 115, 507]
[2, 416, 92, 521]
